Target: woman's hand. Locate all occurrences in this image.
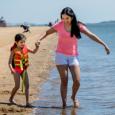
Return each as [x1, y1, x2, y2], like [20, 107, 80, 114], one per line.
[104, 45, 110, 55]
[28, 41, 40, 54]
[35, 41, 40, 48]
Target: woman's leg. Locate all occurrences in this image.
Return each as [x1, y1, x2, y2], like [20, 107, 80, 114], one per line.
[56, 65, 68, 108]
[9, 72, 20, 103]
[69, 65, 80, 107]
[23, 71, 29, 106]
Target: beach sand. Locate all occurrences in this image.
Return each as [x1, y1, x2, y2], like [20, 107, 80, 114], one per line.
[0, 26, 57, 114]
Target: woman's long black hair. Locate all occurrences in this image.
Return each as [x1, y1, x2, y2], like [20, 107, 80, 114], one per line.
[61, 7, 81, 39]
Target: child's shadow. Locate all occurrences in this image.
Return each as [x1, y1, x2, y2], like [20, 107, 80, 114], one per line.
[0, 101, 33, 108]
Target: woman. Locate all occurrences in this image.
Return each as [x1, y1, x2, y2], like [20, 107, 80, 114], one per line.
[39, 7, 110, 108]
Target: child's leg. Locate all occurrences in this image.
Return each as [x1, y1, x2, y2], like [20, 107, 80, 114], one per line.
[9, 72, 20, 103]
[24, 71, 29, 105]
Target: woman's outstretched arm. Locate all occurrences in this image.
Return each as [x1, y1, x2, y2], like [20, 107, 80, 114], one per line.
[82, 27, 110, 55]
[39, 28, 56, 41]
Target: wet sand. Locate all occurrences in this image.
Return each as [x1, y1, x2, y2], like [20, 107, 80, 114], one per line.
[0, 26, 56, 114]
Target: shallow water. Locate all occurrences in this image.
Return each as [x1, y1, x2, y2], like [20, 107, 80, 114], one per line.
[32, 24, 115, 115]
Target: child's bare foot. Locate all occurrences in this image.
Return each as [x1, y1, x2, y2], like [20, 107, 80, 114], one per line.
[26, 103, 32, 108]
[9, 98, 16, 105]
[71, 96, 80, 108]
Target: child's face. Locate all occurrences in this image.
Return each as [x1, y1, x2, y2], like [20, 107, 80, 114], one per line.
[16, 38, 26, 49]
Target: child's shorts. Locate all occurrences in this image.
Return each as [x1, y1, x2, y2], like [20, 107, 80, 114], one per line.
[55, 52, 79, 66]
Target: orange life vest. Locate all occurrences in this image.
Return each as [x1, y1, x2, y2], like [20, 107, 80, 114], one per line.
[13, 45, 29, 74]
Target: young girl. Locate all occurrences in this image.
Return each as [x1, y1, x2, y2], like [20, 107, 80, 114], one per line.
[39, 7, 110, 108]
[9, 33, 40, 107]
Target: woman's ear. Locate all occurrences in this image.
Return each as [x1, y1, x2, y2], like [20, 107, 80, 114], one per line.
[71, 17, 73, 21]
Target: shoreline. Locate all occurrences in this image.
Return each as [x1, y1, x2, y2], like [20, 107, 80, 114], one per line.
[0, 27, 57, 114]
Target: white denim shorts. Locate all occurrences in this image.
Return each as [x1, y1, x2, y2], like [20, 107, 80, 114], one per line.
[55, 52, 79, 66]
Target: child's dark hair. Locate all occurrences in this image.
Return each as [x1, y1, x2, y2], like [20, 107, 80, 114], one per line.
[61, 7, 82, 39]
[10, 33, 26, 51]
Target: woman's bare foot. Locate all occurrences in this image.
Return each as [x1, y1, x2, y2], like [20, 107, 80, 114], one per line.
[62, 103, 66, 109]
[71, 96, 80, 108]
[62, 99, 67, 109]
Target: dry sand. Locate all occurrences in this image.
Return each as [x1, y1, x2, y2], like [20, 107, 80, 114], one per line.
[0, 26, 57, 115]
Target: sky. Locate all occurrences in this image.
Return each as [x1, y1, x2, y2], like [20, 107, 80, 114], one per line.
[0, 0, 115, 24]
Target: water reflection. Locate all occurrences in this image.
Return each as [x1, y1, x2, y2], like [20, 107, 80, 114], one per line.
[61, 108, 78, 115]
[33, 24, 115, 114]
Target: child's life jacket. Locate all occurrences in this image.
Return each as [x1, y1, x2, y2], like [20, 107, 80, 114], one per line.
[12, 45, 29, 74]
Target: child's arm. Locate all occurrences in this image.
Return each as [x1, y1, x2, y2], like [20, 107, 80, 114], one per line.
[8, 51, 16, 73]
[28, 42, 40, 54]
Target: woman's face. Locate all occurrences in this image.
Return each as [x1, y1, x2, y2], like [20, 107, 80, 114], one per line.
[61, 14, 72, 25]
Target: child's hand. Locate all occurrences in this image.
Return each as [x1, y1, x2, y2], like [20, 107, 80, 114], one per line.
[11, 68, 16, 74]
[35, 42, 40, 48]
